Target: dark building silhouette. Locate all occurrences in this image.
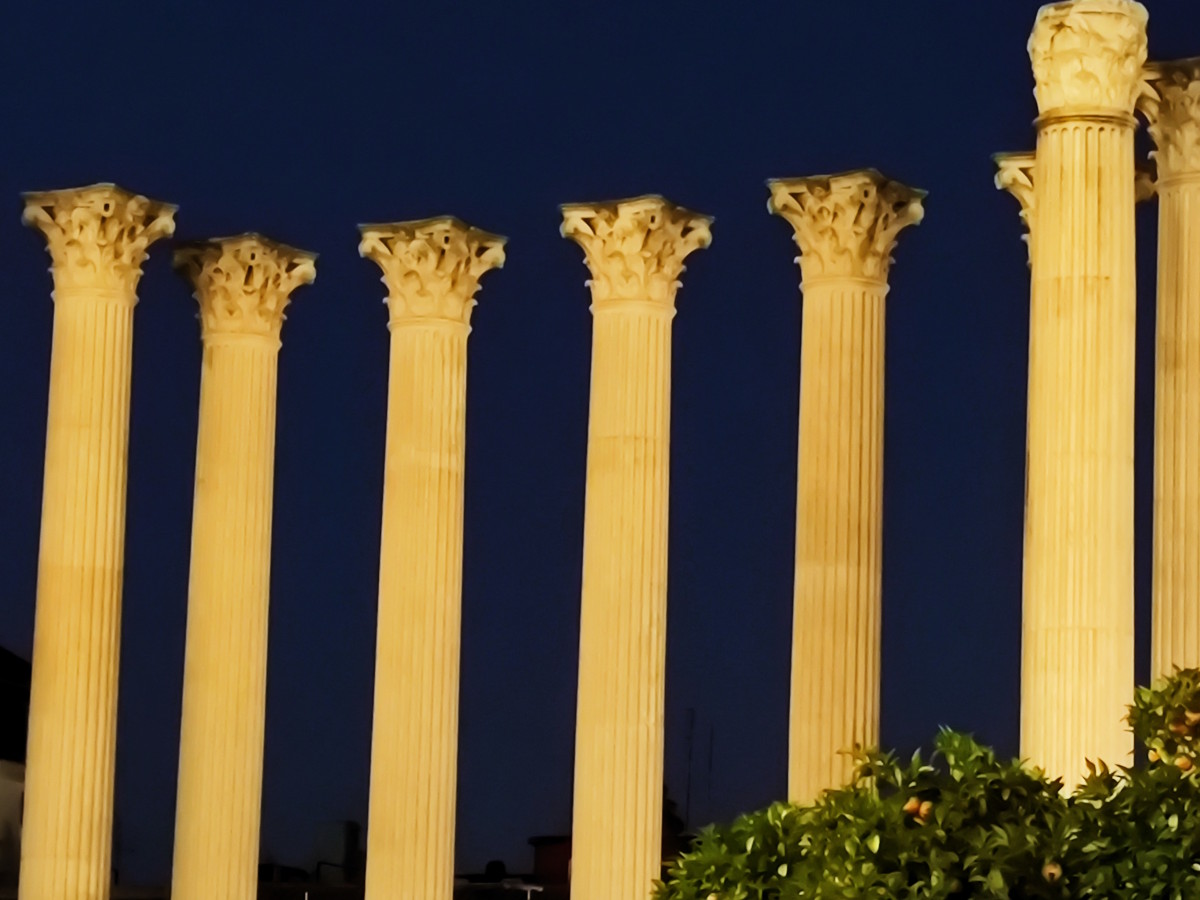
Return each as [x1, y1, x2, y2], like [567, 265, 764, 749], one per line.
[0, 646, 30, 888]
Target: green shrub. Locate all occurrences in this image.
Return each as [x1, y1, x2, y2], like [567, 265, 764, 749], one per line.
[655, 669, 1200, 900]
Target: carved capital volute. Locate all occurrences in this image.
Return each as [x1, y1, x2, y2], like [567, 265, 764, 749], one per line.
[22, 183, 176, 298]
[1139, 58, 1200, 181]
[994, 153, 1038, 265]
[174, 234, 316, 344]
[995, 151, 1038, 232]
[767, 170, 924, 284]
[359, 217, 505, 328]
[1029, 0, 1148, 120]
[560, 195, 713, 311]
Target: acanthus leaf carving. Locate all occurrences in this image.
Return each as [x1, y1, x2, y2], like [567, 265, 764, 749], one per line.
[560, 196, 712, 308]
[1139, 58, 1200, 180]
[358, 217, 505, 326]
[22, 183, 176, 296]
[174, 234, 316, 342]
[1029, 0, 1148, 117]
[767, 170, 924, 283]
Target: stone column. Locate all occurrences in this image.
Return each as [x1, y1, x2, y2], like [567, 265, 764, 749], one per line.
[170, 235, 316, 900]
[1139, 60, 1200, 676]
[767, 172, 924, 803]
[19, 184, 175, 900]
[563, 196, 712, 900]
[359, 218, 504, 900]
[1021, 0, 1147, 785]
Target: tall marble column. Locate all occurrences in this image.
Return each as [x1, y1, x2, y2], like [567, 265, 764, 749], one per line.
[1021, 0, 1147, 784]
[1140, 60, 1200, 676]
[359, 218, 505, 900]
[767, 171, 924, 803]
[563, 196, 712, 900]
[170, 235, 316, 900]
[19, 184, 175, 900]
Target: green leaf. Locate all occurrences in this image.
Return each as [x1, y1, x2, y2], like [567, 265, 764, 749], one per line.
[987, 867, 1004, 891]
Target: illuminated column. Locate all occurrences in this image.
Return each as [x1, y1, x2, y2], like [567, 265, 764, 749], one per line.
[1141, 59, 1200, 676]
[359, 218, 505, 900]
[563, 196, 712, 900]
[170, 236, 316, 900]
[767, 172, 924, 803]
[1022, 0, 1147, 785]
[19, 185, 175, 900]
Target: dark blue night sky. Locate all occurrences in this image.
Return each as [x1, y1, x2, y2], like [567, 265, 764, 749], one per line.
[0, 0, 1195, 886]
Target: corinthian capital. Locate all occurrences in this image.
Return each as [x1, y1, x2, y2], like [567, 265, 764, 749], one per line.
[1140, 58, 1200, 180]
[22, 183, 176, 297]
[1029, 0, 1148, 119]
[359, 217, 505, 327]
[560, 195, 712, 309]
[767, 170, 924, 284]
[174, 234, 316, 342]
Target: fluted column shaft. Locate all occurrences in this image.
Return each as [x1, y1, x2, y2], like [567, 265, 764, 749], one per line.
[575, 301, 672, 895]
[563, 196, 711, 900]
[1023, 116, 1137, 781]
[1153, 180, 1200, 672]
[25, 287, 134, 900]
[170, 237, 315, 900]
[174, 340, 276, 898]
[359, 219, 504, 900]
[1021, 0, 1147, 784]
[792, 279, 884, 799]
[1141, 59, 1200, 676]
[768, 172, 923, 803]
[19, 186, 174, 900]
[371, 318, 466, 900]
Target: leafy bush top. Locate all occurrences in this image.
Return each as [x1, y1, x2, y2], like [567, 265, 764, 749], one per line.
[655, 669, 1200, 900]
